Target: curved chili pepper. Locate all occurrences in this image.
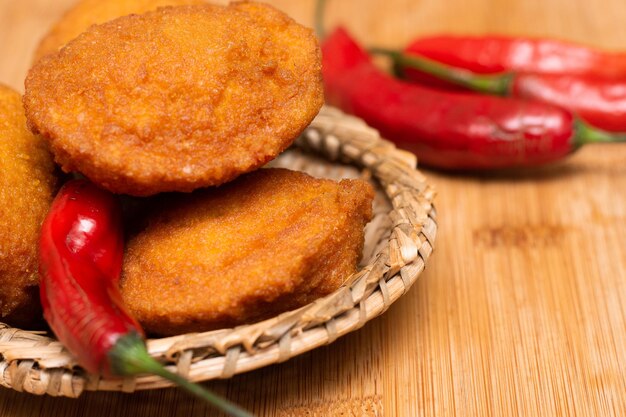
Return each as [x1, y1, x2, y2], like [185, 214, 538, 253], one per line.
[39, 179, 253, 417]
[372, 48, 626, 132]
[404, 35, 626, 78]
[322, 27, 625, 170]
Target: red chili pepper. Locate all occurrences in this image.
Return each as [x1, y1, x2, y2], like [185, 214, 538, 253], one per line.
[372, 48, 626, 132]
[322, 27, 625, 170]
[39, 179, 253, 417]
[404, 35, 626, 78]
[512, 74, 626, 132]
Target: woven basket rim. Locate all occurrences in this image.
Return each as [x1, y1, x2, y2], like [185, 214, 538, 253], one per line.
[0, 105, 437, 398]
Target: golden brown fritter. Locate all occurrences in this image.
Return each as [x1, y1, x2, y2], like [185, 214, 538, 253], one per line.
[33, 0, 206, 62]
[24, 2, 323, 196]
[0, 85, 58, 328]
[120, 168, 374, 335]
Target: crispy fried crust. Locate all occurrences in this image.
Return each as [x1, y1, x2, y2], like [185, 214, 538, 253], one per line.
[120, 168, 374, 335]
[0, 85, 58, 328]
[24, 2, 323, 196]
[33, 0, 206, 62]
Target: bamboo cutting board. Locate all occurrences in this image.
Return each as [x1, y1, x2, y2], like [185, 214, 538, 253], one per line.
[1, 0, 626, 416]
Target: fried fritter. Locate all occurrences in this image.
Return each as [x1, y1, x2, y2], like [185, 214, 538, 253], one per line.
[24, 3, 323, 196]
[33, 0, 206, 62]
[0, 85, 58, 328]
[120, 168, 374, 335]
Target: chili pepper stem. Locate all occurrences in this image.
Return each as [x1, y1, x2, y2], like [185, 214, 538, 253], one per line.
[108, 333, 255, 417]
[370, 47, 514, 95]
[575, 120, 626, 145]
[314, 0, 328, 39]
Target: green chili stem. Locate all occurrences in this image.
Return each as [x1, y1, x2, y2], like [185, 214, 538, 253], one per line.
[370, 47, 514, 95]
[574, 119, 626, 145]
[315, 0, 328, 39]
[109, 333, 255, 417]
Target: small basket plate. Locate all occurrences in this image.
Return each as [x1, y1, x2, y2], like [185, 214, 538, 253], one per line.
[0, 106, 437, 397]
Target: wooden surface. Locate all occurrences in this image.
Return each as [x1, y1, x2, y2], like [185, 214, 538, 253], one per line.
[1, 0, 626, 415]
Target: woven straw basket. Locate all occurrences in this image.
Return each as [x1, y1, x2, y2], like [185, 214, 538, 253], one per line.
[0, 106, 436, 398]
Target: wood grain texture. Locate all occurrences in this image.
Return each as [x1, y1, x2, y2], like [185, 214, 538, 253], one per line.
[1, 0, 626, 416]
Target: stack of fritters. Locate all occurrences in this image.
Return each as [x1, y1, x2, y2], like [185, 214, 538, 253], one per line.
[5, 0, 375, 333]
